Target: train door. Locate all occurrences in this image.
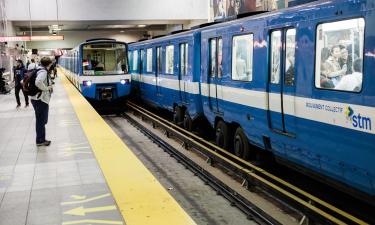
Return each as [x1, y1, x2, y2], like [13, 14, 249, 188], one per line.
[155, 46, 162, 96]
[179, 42, 188, 103]
[208, 37, 223, 113]
[268, 28, 297, 135]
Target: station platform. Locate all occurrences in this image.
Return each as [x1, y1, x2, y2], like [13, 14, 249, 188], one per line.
[0, 73, 196, 225]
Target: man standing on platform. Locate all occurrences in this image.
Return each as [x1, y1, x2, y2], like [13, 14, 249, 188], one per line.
[30, 57, 53, 146]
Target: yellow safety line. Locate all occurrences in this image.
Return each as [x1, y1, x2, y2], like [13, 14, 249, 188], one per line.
[59, 70, 196, 225]
[128, 101, 369, 225]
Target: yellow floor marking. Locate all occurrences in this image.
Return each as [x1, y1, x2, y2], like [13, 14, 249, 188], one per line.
[64, 205, 117, 216]
[71, 195, 86, 200]
[62, 219, 123, 225]
[61, 193, 111, 205]
[60, 72, 196, 225]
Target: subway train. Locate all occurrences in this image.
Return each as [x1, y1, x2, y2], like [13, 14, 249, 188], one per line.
[59, 38, 131, 102]
[129, 0, 375, 204]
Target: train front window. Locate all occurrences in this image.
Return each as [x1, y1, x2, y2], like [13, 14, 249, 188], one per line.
[82, 43, 127, 75]
[315, 18, 365, 92]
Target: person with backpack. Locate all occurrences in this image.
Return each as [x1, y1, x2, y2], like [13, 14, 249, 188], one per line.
[30, 57, 53, 146]
[13, 59, 29, 107]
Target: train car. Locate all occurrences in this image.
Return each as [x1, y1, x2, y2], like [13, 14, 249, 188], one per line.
[130, 0, 375, 204]
[59, 38, 131, 103]
[129, 31, 203, 129]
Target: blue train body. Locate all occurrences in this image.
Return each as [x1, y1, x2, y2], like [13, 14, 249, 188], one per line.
[59, 38, 131, 102]
[129, 0, 375, 203]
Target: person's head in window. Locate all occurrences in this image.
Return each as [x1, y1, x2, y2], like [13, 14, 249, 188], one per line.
[330, 45, 341, 61]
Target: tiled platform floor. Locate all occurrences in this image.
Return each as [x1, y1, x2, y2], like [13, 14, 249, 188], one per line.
[0, 78, 124, 225]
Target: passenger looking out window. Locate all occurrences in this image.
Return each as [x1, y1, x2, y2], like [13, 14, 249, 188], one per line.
[315, 18, 364, 92]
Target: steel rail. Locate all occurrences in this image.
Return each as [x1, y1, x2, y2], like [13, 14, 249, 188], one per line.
[126, 101, 368, 225]
[123, 113, 282, 225]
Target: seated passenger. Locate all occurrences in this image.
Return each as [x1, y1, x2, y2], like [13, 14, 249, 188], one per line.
[335, 58, 362, 91]
[321, 45, 347, 86]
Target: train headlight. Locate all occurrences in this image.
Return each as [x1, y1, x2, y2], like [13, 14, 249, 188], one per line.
[83, 80, 92, 86]
[120, 79, 129, 84]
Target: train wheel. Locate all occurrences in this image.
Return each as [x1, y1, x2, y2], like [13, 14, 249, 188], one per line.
[183, 111, 193, 131]
[215, 120, 229, 150]
[234, 127, 251, 160]
[173, 106, 184, 126]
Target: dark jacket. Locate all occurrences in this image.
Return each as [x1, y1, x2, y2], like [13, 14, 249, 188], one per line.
[13, 66, 26, 87]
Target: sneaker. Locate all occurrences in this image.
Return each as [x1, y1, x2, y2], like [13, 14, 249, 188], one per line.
[25, 104, 29, 108]
[16, 104, 21, 108]
[36, 140, 51, 146]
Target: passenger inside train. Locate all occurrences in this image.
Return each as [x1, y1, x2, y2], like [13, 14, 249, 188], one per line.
[316, 18, 364, 92]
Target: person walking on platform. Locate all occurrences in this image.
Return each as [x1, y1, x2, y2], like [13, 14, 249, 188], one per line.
[30, 57, 53, 146]
[13, 59, 29, 107]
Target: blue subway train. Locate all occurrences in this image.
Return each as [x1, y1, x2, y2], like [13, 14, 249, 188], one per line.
[129, 0, 375, 203]
[59, 38, 131, 102]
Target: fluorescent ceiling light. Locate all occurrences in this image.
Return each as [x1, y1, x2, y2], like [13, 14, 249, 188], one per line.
[137, 25, 146, 28]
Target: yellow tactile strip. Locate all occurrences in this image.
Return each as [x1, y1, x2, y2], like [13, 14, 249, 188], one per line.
[59, 70, 196, 225]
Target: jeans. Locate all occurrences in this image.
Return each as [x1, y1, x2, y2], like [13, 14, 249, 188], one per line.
[15, 85, 29, 106]
[31, 100, 49, 143]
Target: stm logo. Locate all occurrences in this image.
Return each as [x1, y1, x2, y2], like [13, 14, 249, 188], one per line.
[345, 106, 372, 130]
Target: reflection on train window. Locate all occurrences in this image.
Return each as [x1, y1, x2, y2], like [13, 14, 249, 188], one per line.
[83, 43, 127, 75]
[270, 31, 281, 84]
[232, 34, 253, 81]
[209, 37, 223, 79]
[285, 29, 296, 86]
[132, 50, 138, 72]
[209, 38, 217, 78]
[166, 45, 174, 74]
[315, 18, 365, 92]
[180, 43, 188, 76]
[156, 47, 162, 74]
[146, 48, 153, 72]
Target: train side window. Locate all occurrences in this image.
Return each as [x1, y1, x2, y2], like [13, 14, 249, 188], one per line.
[270, 31, 281, 84]
[180, 43, 188, 76]
[285, 29, 296, 86]
[217, 38, 223, 78]
[156, 47, 162, 73]
[140, 49, 144, 73]
[209, 38, 217, 78]
[146, 48, 153, 72]
[132, 50, 138, 72]
[315, 18, 365, 92]
[232, 34, 253, 81]
[166, 45, 174, 74]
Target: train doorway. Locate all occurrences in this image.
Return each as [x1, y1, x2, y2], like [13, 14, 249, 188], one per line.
[268, 28, 297, 135]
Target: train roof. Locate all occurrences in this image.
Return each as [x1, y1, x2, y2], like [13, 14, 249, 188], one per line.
[129, 0, 369, 47]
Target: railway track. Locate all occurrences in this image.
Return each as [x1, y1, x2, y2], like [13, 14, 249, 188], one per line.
[124, 101, 370, 225]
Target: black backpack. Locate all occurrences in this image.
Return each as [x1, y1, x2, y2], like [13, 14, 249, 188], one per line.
[23, 68, 47, 97]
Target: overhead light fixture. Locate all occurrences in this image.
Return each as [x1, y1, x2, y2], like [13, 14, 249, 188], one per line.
[137, 25, 146, 28]
[120, 30, 124, 33]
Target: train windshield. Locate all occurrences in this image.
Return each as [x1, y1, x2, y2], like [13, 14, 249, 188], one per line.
[82, 42, 128, 75]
